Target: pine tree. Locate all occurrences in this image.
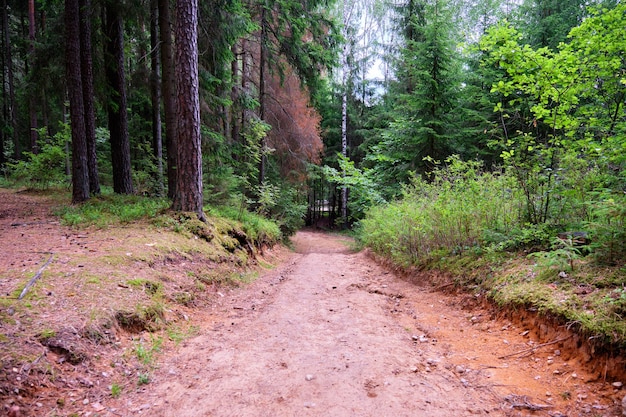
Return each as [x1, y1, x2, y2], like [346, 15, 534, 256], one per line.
[65, 0, 90, 203]
[172, 0, 205, 220]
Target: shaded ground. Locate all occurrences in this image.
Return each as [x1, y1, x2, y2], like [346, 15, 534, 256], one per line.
[0, 189, 624, 416]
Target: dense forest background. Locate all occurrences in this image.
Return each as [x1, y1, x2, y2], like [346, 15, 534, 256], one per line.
[1, 0, 624, 264]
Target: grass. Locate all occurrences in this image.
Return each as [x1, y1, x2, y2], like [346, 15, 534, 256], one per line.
[110, 383, 122, 398]
[54, 192, 169, 228]
[166, 324, 199, 345]
[137, 373, 150, 386]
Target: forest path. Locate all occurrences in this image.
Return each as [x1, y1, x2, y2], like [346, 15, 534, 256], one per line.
[117, 231, 619, 417]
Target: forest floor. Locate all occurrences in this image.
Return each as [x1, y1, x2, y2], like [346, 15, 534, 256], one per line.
[0, 188, 624, 416]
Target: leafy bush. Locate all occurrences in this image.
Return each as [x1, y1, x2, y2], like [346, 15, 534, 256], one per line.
[9, 125, 69, 188]
[359, 156, 524, 266]
[586, 192, 626, 265]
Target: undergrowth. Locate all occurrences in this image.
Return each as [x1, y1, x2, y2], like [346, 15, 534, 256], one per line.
[55, 191, 169, 227]
[359, 157, 626, 347]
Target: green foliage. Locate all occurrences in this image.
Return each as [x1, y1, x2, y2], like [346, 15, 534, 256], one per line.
[479, 5, 626, 261]
[528, 236, 584, 272]
[132, 142, 163, 197]
[372, 0, 463, 183]
[586, 193, 626, 265]
[110, 383, 122, 398]
[253, 183, 308, 236]
[207, 205, 282, 246]
[9, 125, 69, 188]
[137, 373, 150, 386]
[359, 156, 523, 266]
[483, 223, 554, 252]
[322, 154, 385, 222]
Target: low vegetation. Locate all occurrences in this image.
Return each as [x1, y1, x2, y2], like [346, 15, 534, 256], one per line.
[359, 158, 626, 348]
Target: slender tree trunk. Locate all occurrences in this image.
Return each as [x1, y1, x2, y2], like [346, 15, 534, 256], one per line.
[62, 101, 70, 176]
[1, 6, 5, 167]
[341, 81, 348, 227]
[158, 0, 177, 199]
[172, 0, 204, 220]
[28, 0, 38, 154]
[258, 6, 268, 185]
[104, 1, 134, 194]
[3, 0, 19, 159]
[241, 38, 249, 153]
[340, 0, 350, 228]
[65, 0, 90, 203]
[230, 42, 240, 148]
[150, 0, 164, 196]
[79, 0, 100, 195]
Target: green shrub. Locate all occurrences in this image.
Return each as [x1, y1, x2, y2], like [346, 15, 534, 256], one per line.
[359, 156, 524, 267]
[586, 192, 626, 265]
[9, 125, 69, 188]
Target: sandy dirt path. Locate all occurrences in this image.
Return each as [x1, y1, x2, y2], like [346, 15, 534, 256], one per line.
[116, 231, 621, 417]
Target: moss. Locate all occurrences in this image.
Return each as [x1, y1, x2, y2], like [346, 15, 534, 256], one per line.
[115, 303, 165, 333]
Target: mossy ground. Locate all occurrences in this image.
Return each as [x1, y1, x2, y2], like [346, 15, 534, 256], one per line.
[415, 250, 626, 349]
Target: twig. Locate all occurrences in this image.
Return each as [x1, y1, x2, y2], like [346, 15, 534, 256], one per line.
[10, 220, 57, 227]
[498, 336, 572, 359]
[432, 282, 455, 291]
[505, 394, 552, 411]
[18, 253, 54, 300]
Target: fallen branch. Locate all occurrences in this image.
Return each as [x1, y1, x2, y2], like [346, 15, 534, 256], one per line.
[10, 220, 57, 227]
[505, 394, 552, 411]
[18, 253, 54, 300]
[498, 336, 572, 359]
[431, 282, 455, 291]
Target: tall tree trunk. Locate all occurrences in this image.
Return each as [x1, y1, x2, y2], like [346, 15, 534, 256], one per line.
[241, 38, 249, 155]
[258, 6, 268, 185]
[150, 0, 164, 196]
[79, 0, 100, 195]
[104, 1, 134, 194]
[158, 0, 177, 199]
[1, 4, 5, 168]
[28, 0, 38, 154]
[65, 0, 90, 203]
[3, 0, 19, 159]
[340, 0, 349, 228]
[172, 0, 204, 220]
[230, 42, 240, 148]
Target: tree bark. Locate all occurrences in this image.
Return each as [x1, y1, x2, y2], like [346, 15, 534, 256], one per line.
[158, 0, 177, 199]
[3, 0, 19, 159]
[0, 4, 5, 167]
[230, 42, 240, 148]
[258, 6, 268, 185]
[150, 0, 164, 196]
[79, 0, 100, 195]
[65, 0, 90, 203]
[28, 0, 38, 154]
[104, 1, 134, 194]
[172, 0, 204, 220]
[340, 0, 349, 228]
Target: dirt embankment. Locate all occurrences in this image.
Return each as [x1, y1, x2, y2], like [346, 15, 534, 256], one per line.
[1, 189, 625, 416]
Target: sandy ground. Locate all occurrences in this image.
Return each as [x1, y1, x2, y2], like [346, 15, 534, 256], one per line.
[112, 232, 623, 417]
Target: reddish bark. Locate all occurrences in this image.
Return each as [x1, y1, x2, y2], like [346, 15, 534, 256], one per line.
[172, 0, 204, 220]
